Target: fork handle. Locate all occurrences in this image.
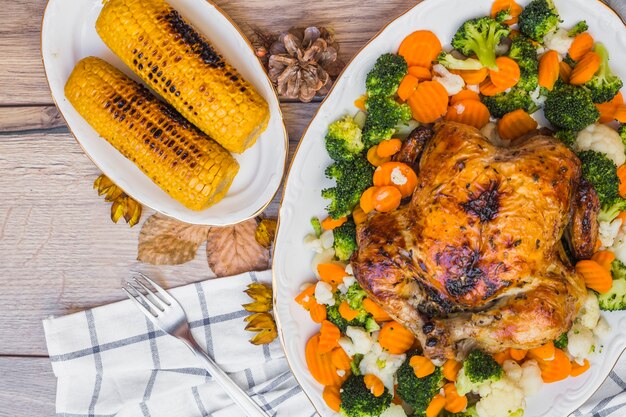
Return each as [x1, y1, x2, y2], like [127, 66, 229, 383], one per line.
[182, 336, 269, 417]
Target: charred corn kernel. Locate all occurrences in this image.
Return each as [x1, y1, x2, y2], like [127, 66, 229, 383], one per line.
[96, 0, 269, 153]
[65, 57, 239, 211]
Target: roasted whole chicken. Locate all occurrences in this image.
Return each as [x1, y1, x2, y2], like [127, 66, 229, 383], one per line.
[352, 122, 599, 362]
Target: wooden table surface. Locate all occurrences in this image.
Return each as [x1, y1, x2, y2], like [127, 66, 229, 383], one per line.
[0, 0, 418, 415]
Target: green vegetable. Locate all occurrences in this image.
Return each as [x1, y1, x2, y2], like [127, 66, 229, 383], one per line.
[578, 150, 626, 222]
[333, 220, 357, 261]
[598, 259, 626, 311]
[362, 95, 412, 147]
[339, 374, 392, 417]
[351, 353, 364, 376]
[442, 406, 480, 417]
[456, 349, 503, 395]
[508, 35, 539, 92]
[396, 354, 444, 414]
[346, 283, 368, 310]
[619, 124, 626, 148]
[495, 8, 513, 24]
[554, 332, 569, 349]
[482, 88, 534, 118]
[365, 317, 380, 332]
[554, 130, 577, 148]
[311, 217, 323, 237]
[322, 156, 374, 219]
[568, 21, 589, 37]
[325, 282, 372, 332]
[325, 115, 365, 162]
[544, 85, 599, 131]
[582, 43, 624, 104]
[451, 17, 511, 70]
[563, 54, 577, 67]
[365, 53, 408, 97]
[325, 302, 368, 332]
[518, 0, 560, 42]
[438, 51, 484, 70]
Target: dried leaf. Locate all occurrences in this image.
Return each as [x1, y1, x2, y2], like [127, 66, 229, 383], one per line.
[124, 198, 142, 227]
[206, 219, 269, 276]
[245, 283, 272, 302]
[138, 214, 210, 265]
[250, 328, 278, 345]
[111, 197, 125, 223]
[255, 219, 277, 249]
[243, 300, 272, 313]
[244, 312, 275, 331]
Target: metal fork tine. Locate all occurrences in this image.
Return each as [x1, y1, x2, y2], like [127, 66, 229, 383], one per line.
[132, 277, 169, 308]
[123, 287, 158, 318]
[126, 282, 165, 312]
[133, 272, 174, 305]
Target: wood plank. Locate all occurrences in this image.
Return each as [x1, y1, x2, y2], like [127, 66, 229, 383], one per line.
[0, 357, 56, 417]
[0, 106, 64, 133]
[0, 0, 417, 105]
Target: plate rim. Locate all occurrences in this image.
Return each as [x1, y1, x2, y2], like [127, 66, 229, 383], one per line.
[39, 0, 289, 227]
[272, 0, 626, 415]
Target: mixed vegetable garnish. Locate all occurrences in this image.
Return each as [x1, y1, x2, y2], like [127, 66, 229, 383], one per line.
[296, 1, 626, 416]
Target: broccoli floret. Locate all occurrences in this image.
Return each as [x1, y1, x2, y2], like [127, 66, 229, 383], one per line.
[326, 302, 368, 332]
[456, 350, 503, 395]
[442, 406, 480, 417]
[438, 51, 484, 70]
[322, 156, 374, 219]
[518, 0, 560, 42]
[362, 95, 412, 147]
[333, 220, 357, 261]
[325, 116, 365, 162]
[326, 283, 372, 332]
[544, 85, 599, 131]
[396, 355, 444, 414]
[554, 332, 569, 349]
[451, 17, 511, 70]
[563, 54, 577, 67]
[351, 353, 364, 376]
[619, 125, 626, 148]
[346, 283, 368, 309]
[311, 217, 322, 237]
[598, 259, 626, 311]
[578, 150, 625, 218]
[495, 8, 513, 23]
[482, 88, 534, 118]
[508, 35, 539, 92]
[554, 130, 577, 148]
[568, 21, 589, 37]
[340, 374, 392, 417]
[366, 53, 408, 97]
[583, 43, 624, 104]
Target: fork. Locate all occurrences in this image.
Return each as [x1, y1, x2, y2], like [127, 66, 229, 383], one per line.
[123, 272, 269, 417]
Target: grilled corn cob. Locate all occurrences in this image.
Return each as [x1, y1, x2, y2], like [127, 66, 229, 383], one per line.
[96, 0, 270, 153]
[65, 57, 239, 211]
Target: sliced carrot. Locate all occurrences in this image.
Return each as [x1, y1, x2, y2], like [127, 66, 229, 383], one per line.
[426, 394, 446, 417]
[367, 145, 392, 167]
[617, 211, 626, 225]
[352, 205, 368, 225]
[398, 30, 442, 68]
[570, 359, 591, 377]
[576, 259, 613, 293]
[305, 334, 346, 385]
[451, 67, 489, 85]
[570, 51, 601, 85]
[339, 300, 360, 321]
[373, 161, 419, 198]
[364, 374, 385, 397]
[615, 105, 626, 123]
[596, 92, 624, 123]
[408, 66, 433, 81]
[480, 78, 509, 96]
[354, 95, 367, 111]
[618, 164, 626, 198]
[321, 216, 347, 230]
[450, 89, 480, 105]
[539, 51, 560, 91]
[489, 57, 521, 90]
[323, 385, 342, 412]
[408, 80, 449, 123]
[536, 348, 572, 383]
[529, 341, 556, 361]
[379, 321, 416, 354]
[363, 298, 393, 322]
[591, 250, 616, 271]
[377, 138, 403, 158]
[331, 347, 352, 371]
[360, 187, 378, 214]
[317, 263, 347, 287]
[295, 284, 316, 310]
[492, 349, 512, 365]
[372, 186, 402, 213]
[310, 302, 327, 323]
[559, 60, 573, 83]
[443, 382, 468, 413]
[319, 320, 341, 354]
[595, 239, 603, 252]
[445, 99, 491, 129]
[509, 348, 528, 361]
[568, 33, 595, 61]
[442, 359, 462, 381]
[497, 109, 538, 141]
[398, 75, 420, 101]
[491, 0, 523, 25]
[410, 355, 436, 378]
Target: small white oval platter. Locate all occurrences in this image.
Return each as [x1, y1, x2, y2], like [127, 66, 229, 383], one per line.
[41, 0, 287, 226]
[273, 0, 626, 416]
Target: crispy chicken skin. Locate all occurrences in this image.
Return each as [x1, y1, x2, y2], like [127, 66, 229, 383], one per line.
[352, 122, 596, 361]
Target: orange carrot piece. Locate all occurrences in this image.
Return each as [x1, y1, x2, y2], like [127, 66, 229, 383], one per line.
[317, 263, 347, 286]
[364, 374, 385, 397]
[570, 51, 601, 85]
[306, 334, 346, 386]
[360, 187, 378, 214]
[537, 348, 572, 383]
[323, 385, 342, 412]
[509, 348, 528, 361]
[529, 341, 556, 361]
[595, 239, 603, 252]
[618, 164, 626, 198]
[295, 284, 316, 310]
[443, 382, 469, 413]
[373, 161, 419, 198]
[451, 67, 489, 85]
[363, 298, 393, 322]
[497, 109, 538, 141]
[596, 92, 624, 123]
[480, 78, 509, 96]
[576, 259, 613, 293]
[442, 359, 463, 381]
[559, 60, 573, 83]
[445, 99, 491, 129]
[354, 96, 367, 111]
[408, 81, 449, 123]
[310, 302, 327, 323]
[352, 205, 368, 225]
[321, 216, 347, 230]
[319, 320, 341, 354]
[450, 89, 480, 105]
[616, 105, 626, 123]
[569, 33, 595, 61]
[372, 186, 402, 213]
[339, 300, 360, 321]
[379, 321, 416, 354]
[377, 139, 403, 158]
[408, 66, 433, 81]
[426, 394, 447, 417]
[570, 359, 591, 377]
[399, 30, 442, 68]
[591, 250, 616, 271]
[410, 355, 436, 378]
[398, 75, 420, 101]
[367, 145, 392, 167]
[539, 51, 560, 91]
[491, 0, 523, 25]
[617, 211, 626, 225]
[489, 57, 521, 89]
[493, 350, 512, 365]
[331, 347, 352, 371]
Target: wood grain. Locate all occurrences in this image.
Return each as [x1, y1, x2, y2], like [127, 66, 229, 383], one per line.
[0, 357, 56, 417]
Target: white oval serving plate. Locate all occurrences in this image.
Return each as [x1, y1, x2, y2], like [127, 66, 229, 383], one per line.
[41, 0, 287, 225]
[273, 0, 626, 415]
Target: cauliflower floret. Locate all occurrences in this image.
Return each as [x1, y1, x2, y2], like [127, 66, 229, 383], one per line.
[612, 230, 626, 264]
[574, 124, 626, 166]
[303, 234, 323, 253]
[594, 316, 611, 339]
[345, 264, 354, 276]
[503, 360, 522, 382]
[599, 219, 623, 248]
[467, 84, 480, 93]
[519, 360, 543, 396]
[530, 86, 547, 108]
[481, 122, 504, 146]
[346, 326, 373, 355]
[543, 28, 574, 56]
[359, 342, 406, 391]
[475, 376, 525, 417]
[567, 323, 595, 364]
[577, 292, 601, 330]
[337, 275, 356, 295]
[380, 404, 408, 417]
[338, 336, 356, 357]
[320, 229, 334, 249]
[433, 64, 465, 95]
[311, 248, 335, 279]
[314, 281, 335, 306]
